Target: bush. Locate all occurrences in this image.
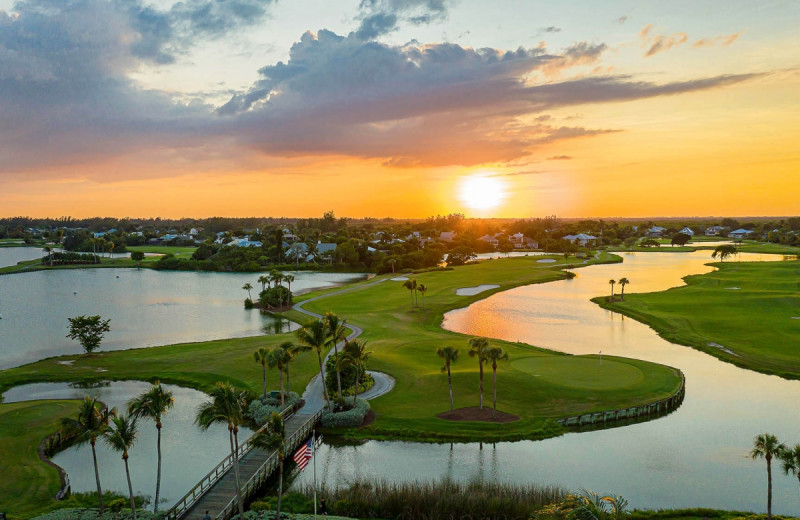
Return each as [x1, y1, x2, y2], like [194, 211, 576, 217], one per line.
[244, 298, 254, 309]
[320, 398, 370, 428]
[324, 353, 373, 398]
[247, 393, 301, 425]
[252, 493, 313, 514]
[259, 286, 292, 308]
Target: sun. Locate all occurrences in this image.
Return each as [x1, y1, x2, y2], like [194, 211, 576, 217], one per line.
[459, 174, 507, 211]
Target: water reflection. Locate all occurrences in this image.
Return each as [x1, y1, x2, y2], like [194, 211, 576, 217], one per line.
[0, 246, 42, 267]
[290, 252, 800, 514]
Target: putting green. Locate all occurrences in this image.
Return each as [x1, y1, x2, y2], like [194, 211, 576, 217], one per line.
[512, 356, 645, 390]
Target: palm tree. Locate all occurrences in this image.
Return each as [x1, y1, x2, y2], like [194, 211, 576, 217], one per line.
[43, 245, 53, 266]
[258, 275, 269, 292]
[485, 347, 509, 417]
[242, 282, 253, 301]
[388, 258, 396, 274]
[127, 382, 174, 513]
[251, 413, 286, 519]
[780, 444, 800, 495]
[751, 433, 785, 520]
[609, 279, 616, 301]
[270, 269, 283, 288]
[618, 278, 629, 300]
[195, 382, 248, 520]
[283, 274, 295, 295]
[417, 283, 427, 309]
[60, 397, 114, 513]
[402, 279, 417, 310]
[437, 346, 459, 412]
[296, 319, 332, 409]
[323, 312, 348, 398]
[344, 340, 372, 406]
[268, 347, 292, 408]
[104, 414, 139, 520]
[468, 338, 490, 409]
[254, 347, 271, 401]
[283, 341, 311, 391]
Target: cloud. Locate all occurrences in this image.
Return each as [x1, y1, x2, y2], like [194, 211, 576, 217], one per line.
[541, 41, 607, 76]
[548, 155, 572, 160]
[615, 16, 628, 25]
[693, 32, 742, 48]
[538, 26, 562, 34]
[355, 12, 399, 39]
[639, 24, 689, 57]
[355, 0, 449, 39]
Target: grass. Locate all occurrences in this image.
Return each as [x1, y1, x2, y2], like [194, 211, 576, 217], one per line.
[595, 260, 800, 378]
[126, 245, 197, 258]
[284, 253, 682, 441]
[0, 400, 80, 519]
[0, 246, 196, 275]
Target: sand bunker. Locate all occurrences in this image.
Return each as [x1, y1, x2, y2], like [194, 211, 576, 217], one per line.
[456, 284, 500, 296]
[537, 258, 557, 263]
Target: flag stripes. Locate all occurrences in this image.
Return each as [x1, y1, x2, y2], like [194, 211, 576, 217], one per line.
[293, 439, 313, 471]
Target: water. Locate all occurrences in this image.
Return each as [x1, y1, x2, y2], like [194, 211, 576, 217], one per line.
[2, 381, 252, 508]
[0, 246, 43, 267]
[0, 269, 365, 369]
[290, 251, 800, 514]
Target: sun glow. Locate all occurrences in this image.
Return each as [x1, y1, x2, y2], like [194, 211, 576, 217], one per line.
[459, 174, 507, 211]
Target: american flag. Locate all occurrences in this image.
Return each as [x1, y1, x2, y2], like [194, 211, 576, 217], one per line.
[293, 439, 313, 471]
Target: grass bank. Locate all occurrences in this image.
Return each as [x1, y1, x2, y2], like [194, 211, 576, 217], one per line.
[283, 253, 682, 442]
[595, 260, 800, 378]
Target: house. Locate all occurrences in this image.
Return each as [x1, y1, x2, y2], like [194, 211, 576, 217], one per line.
[563, 233, 597, 247]
[728, 228, 752, 239]
[282, 229, 298, 241]
[523, 237, 539, 249]
[439, 231, 457, 242]
[189, 228, 202, 236]
[478, 234, 499, 248]
[678, 227, 695, 236]
[705, 226, 724, 236]
[226, 236, 262, 247]
[647, 226, 666, 237]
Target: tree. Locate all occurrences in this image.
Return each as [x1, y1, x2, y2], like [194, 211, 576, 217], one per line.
[388, 258, 396, 274]
[282, 341, 311, 391]
[780, 444, 800, 496]
[446, 246, 476, 266]
[268, 347, 291, 407]
[437, 346, 459, 412]
[104, 414, 139, 520]
[402, 278, 417, 311]
[60, 397, 114, 513]
[323, 313, 348, 399]
[417, 283, 427, 309]
[498, 236, 513, 257]
[296, 320, 332, 409]
[43, 245, 53, 266]
[485, 347, 509, 417]
[618, 278, 629, 300]
[195, 382, 248, 520]
[712, 244, 738, 262]
[468, 338, 490, 409]
[671, 233, 691, 247]
[608, 279, 616, 301]
[66, 315, 111, 354]
[258, 275, 270, 291]
[131, 251, 145, 268]
[283, 274, 295, 295]
[751, 433, 785, 520]
[251, 413, 287, 520]
[127, 382, 174, 513]
[242, 282, 253, 301]
[253, 347, 271, 401]
[344, 340, 372, 406]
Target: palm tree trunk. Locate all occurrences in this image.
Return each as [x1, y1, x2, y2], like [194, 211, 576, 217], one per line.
[492, 364, 498, 417]
[91, 439, 105, 513]
[767, 457, 772, 520]
[124, 456, 136, 520]
[230, 430, 245, 520]
[286, 365, 290, 393]
[353, 366, 359, 407]
[154, 424, 162, 512]
[276, 457, 284, 520]
[334, 343, 343, 399]
[409, 290, 413, 310]
[262, 362, 267, 401]
[317, 350, 331, 409]
[280, 368, 285, 408]
[447, 364, 454, 412]
[478, 362, 484, 409]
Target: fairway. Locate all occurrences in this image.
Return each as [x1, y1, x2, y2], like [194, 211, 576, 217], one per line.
[597, 260, 800, 378]
[512, 356, 646, 390]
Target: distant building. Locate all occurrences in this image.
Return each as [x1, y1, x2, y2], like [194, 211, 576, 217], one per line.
[729, 229, 752, 239]
[705, 226, 724, 236]
[678, 227, 695, 236]
[478, 234, 499, 248]
[647, 226, 667, 237]
[226, 237, 262, 247]
[563, 233, 597, 247]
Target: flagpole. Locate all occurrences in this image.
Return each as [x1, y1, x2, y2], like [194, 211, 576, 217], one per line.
[313, 430, 317, 520]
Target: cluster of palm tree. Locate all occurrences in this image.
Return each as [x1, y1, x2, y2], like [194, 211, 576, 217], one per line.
[751, 433, 800, 519]
[253, 342, 311, 406]
[437, 338, 509, 418]
[608, 277, 629, 301]
[60, 382, 175, 518]
[401, 278, 428, 310]
[244, 271, 296, 309]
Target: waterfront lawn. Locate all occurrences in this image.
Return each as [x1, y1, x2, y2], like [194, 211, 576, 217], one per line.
[126, 245, 197, 258]
[0, 400, 79, 520]
[287, 254, 682, 441]
[595, 260, 800, 378]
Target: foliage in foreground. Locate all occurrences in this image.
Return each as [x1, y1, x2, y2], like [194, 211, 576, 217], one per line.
[247, 392, 302, 426]
[32, 510, 355, 520]
[319, 398, 370, 428]
[295, 478, 566, 520]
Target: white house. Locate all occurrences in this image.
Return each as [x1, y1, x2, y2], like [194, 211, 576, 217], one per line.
[226, 237, 262, 247]
[729, 228, 752, 239]
[647, 226, 666, 237]
[678, 227, 695, 236]
[563, 233, 597, 247]
[705, 225, 724, 236]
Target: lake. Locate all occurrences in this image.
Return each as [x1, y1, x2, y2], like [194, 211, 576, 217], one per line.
[287, 251, 800, 514]
[0, 269, 365, 369]
[0, 246, 43, 267]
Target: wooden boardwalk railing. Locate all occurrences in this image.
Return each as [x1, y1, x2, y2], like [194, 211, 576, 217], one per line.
[163, 405, 314, 520]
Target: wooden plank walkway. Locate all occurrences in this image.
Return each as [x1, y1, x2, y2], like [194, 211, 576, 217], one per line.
[181, 413, 316, 520]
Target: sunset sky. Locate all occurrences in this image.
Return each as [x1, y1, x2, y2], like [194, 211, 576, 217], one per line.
[1, 0, 798, 218]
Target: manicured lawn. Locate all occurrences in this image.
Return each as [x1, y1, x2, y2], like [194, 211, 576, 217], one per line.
[286, 254, 682, 441]
[596, 260, 800, 378]
[127, 245, 197, 258]
[0, 400, 79, 520]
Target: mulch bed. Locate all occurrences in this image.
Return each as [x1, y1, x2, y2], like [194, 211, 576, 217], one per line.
[436, 406, 520, 423]
[359, 410, 376, 428]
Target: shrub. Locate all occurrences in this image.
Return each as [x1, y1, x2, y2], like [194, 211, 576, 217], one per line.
[247, 393, 301, 425]
[252, 493, 313, 514]
[320, 399, 370, 428]
[259, 286, 292, 308]
[324, 353, 373, 398]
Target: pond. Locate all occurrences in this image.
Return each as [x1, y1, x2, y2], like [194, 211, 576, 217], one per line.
[2, 381, 251, 509]
[288, 251, 800, 514]
[0, 246, 43, 268]
[0, 269, 365, 369]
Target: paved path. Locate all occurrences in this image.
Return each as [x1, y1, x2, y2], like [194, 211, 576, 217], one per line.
[293, 276, 395, 412]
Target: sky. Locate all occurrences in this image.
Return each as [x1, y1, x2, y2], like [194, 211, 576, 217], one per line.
[0, 0, 798, 218]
